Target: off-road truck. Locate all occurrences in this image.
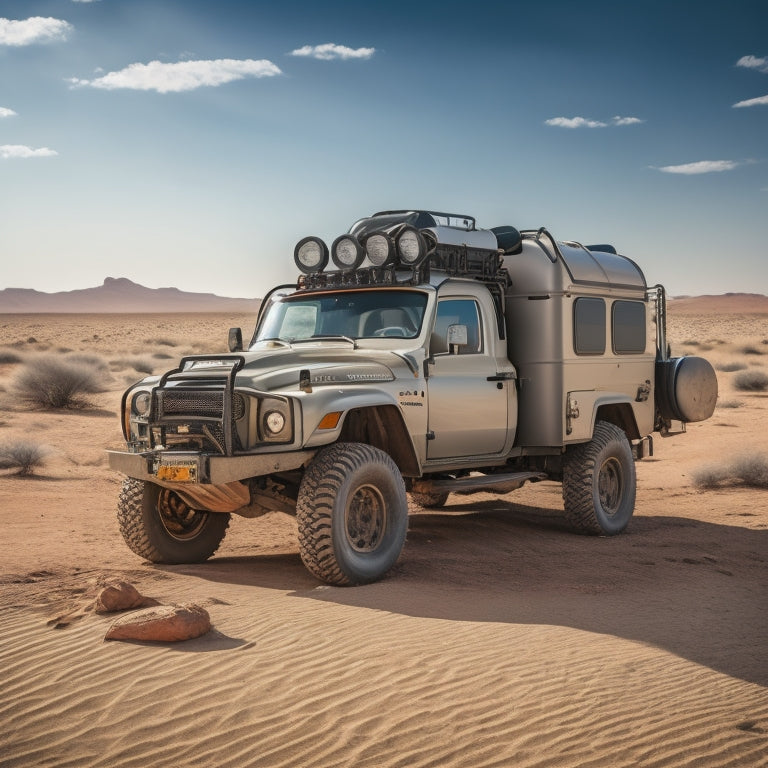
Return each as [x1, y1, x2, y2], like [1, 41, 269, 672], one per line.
[108, 210, 718, 585]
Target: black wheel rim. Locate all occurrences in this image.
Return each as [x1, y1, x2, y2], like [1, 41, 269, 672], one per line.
[345, 484, 386, 552]
[597, 457, 624, 517]
[156, 489, 207, 540]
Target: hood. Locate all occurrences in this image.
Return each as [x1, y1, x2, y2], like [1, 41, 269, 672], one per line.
[185, 345, 422, 393]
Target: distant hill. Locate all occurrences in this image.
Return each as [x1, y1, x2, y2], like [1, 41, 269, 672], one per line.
[667, 293, 768, 315]
[0, 277, 261, 313]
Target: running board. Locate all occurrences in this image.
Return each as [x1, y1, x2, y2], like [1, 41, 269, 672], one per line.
[412, 471, 547, 496]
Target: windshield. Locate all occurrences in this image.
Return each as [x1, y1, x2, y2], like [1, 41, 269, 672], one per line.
[255, 289, 428, 343]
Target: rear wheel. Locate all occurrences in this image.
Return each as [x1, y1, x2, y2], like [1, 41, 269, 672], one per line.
[297, 442, 408, 586]
[562, 421, 636, 535]
[117, 478, 230, 563]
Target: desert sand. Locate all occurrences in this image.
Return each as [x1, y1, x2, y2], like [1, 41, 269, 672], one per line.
[0, 306, 766, 767]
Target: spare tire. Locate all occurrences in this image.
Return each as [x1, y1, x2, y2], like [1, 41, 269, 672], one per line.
[655, 356, 717, 423]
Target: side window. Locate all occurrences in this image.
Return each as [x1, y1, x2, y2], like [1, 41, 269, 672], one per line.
[612, 300, 646, 354]
[432, 299, 483, 355]
[573, 297, 606, 355]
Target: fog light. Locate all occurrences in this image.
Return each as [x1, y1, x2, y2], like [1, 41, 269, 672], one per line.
[364, 232, 395, 267]
[132, 391, 151, 417]
[331, 235, 365, 270]
[294, 237, 329, 274]
[264, 410, 286, 434]
[396, 226, 427, 265]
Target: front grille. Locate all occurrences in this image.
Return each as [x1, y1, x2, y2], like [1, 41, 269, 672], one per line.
[157, 389, 224, 419]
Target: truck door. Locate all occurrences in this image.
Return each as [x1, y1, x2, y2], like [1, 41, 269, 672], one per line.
[427, 298, 508, 459]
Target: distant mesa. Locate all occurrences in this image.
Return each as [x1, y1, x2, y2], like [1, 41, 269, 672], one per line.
[667, 293, 768, 315]
[0, 277, 261, 313]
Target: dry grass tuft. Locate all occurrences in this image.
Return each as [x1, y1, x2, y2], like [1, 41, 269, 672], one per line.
[717, 362, 747, 373]
[11, 355, 108, 410]
[693, 454, 768, 490]
[733, 370, 768, 392]
[738, 344, 764, 356]
[717, 399, 744, 409]
[0, 440, 51, 476]
[0, 349, 23, 365]
[143, 336, 178, 347]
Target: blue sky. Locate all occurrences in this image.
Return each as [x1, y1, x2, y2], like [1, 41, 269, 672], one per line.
[1, 0, 766, 299]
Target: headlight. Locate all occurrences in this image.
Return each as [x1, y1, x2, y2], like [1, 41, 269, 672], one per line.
[294, 236, 329, 274]
[396, 226, 427, 265]
[331, 235, 365, 270]
[132, 391, 151, 417]
[363, 232, 396, 267]
[264, 410, 286, 435]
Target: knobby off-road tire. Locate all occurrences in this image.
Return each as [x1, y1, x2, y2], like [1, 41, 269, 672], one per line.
[117, 478, 230, 564]
[562, 421, 636, 535]
[296, 442, 408, 586]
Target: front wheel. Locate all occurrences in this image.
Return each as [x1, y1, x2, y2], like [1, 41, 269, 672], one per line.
[296, 443, 408, 586]
[562, 421, 636, 535]
[117, 478, 230, 563]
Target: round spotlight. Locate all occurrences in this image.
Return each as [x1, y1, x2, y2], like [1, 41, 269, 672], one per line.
[294, 237, 329, 274]
[331, 235, 365, 270]
[363, 232, 396, 267]
[396, 226, 427, 266]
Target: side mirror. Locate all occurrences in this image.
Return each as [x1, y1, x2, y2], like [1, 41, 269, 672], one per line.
[228, 327, 243, 352]
[447, 324, 468, 353]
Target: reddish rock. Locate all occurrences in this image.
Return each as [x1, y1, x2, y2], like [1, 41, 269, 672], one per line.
[94, 581, 158, 613]
[104, 603, 211, 643]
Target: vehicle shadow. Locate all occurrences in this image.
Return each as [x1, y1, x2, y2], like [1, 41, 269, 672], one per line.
[171, 499, 768, 687]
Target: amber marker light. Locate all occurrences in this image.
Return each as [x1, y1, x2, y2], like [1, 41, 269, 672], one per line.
[317, 411, 342, 430]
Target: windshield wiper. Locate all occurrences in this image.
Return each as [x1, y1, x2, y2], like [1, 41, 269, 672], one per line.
[291, 335, 358, 349]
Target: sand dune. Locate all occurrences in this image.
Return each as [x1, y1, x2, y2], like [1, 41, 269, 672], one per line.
[0, 305, 766, 767]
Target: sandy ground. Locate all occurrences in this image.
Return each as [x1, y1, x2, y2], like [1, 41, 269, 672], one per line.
[0, 309, 766, 768]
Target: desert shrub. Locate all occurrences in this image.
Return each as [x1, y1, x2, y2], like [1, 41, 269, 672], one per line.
[693, 454, 768, 490]
[110, 356, 155, 375]
[691, 464, 729, 489]
[0, 350, 23, 364]
[731, 455, 768, 488]
[152, 352, 174, 360]
[717, 362, 747, 372]
[65, 353, 110, 372]
[12, 355, 107, 409]
[716, 399, 743, 408]
[0, 440, 50, 476]
[739, 345, 764, 356]
[733, 370, 768, 392]
[144, 336, 178, 347]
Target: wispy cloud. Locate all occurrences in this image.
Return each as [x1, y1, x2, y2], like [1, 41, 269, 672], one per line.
[67, 59, 282, 93]
[736, 54, 768, 74]
[0, 107, 17, 118]
[0, 144, 58, 159]
[654, 160, 739, 175]
[0, 16, 72, 46]
[545, 115, 644, 128]
[289, 43, 375, 61]
[733, 94, 768, 108]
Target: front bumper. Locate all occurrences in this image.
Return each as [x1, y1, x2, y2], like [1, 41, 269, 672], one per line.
[107, 448, 316, 485]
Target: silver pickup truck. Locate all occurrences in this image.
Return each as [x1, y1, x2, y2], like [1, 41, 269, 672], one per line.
[108, 210, 718, 585]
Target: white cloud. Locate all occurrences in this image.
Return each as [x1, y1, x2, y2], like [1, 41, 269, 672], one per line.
[0, 16, 72, 46]
[0, 107, 17, 118]
[289, 43, 375, 61]
[736, 55, 768, 74]
[545, 116, 607, 128]
[545, 115, 643, 128]
[611, 115, 644, 126]
[655, 160, 739, 175]
[68, 58, 282, 93]
[733, 94, 768, 108]
[0, 144, 58, 159]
